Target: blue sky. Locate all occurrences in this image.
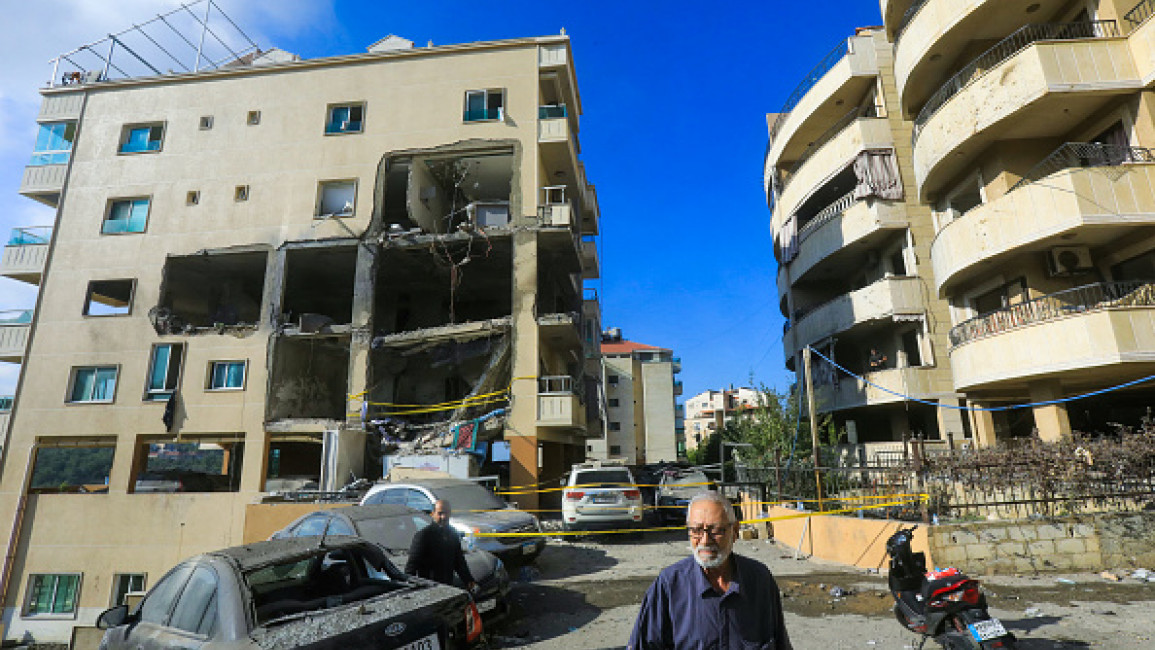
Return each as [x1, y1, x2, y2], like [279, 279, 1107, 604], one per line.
[0, 0, 885, 400]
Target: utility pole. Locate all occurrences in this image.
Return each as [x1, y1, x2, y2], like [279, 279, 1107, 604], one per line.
[802, 346, 824, 512]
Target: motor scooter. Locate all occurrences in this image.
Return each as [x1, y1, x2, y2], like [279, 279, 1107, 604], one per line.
[886, 525, 1017, 649]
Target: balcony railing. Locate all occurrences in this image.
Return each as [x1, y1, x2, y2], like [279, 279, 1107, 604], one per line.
[912, 21, 1120, 143]
[894, 0, 931, 39]
[949, 281, 1155, 347]
[0, 310, 33, 325]
[1126, 0, 1155, 28]
[781, 107, 863, 192]
[798, 190, 856, 243]
[768, 38, 850, 146]
[539, 104, 567, 119]
[464, 107, 502, 122]
[0, 395, 11, 412]
[538, 375, 575, 394]
[8, 227, 51, 246]
[1009, 142, 1155, 193]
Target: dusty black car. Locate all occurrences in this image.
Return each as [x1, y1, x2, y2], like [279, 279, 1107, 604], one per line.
[272, 505, 510, 621]
[96, 537, 481, 650]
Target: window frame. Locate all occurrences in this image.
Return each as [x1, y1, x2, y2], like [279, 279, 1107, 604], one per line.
[22, 573, 82, 618]
[110, 573, 147, 607]
[118, 122, 165, 155]
[145, 343, 185, 402]
[30, 121, 77, 166]
[325, 102, 366, 135]
[234, 185, 250, 202]
[206, 360, 247, 392]
[67, 365, 119, 404]
[83, 279, 135, 317]
[463, 88, 505, 122]
[246, 110, 261, 126]
[315, 179, 358, 218]
[102, 197, 151, 235]
[199, 116, 214, 130]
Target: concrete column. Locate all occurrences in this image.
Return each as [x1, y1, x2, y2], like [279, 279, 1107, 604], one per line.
[969, 402, 998, 448]
[508, 229, 540, 509]
[347, 244, 377, 424]
[239, 433, 267, 492]
[1029, 379, 1071, 442]
[935, 400, 966, 441]
[108, 435, 142, 494]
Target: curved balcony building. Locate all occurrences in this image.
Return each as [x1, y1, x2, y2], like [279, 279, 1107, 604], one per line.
[766, 28, 964, 444]
[887, 0, 1155, 443]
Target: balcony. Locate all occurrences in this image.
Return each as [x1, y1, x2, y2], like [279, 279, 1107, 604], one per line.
[777, 118, 893, 223]
[1, 227, 51, 285]
[0, 310, 33, 363]
[539, 43, 567, 68]
[786, 192, 909, 285]
[785, 277, 925, 354]
[948, 282, 1155, 391]
[537, 375, 586, 428]
[538, 311, 581, 350]
[673, 380, 683, 396]
[672, 357, 682, 374]
[580, 236, 599, 279]
[815, 365, 939, 413]
[581, 183, 599, 235]
[912, 21, 1133, 198]
[766, 33, 881, 172]
[538, 113, 572, 145]
[932, 144, 1155, 294]
[19, 164, 67, 206]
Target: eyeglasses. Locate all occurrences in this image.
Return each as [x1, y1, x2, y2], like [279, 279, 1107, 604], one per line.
[687, 525, 731, 539]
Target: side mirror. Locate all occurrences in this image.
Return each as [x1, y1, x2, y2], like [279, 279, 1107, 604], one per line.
[97, 604, 130, 629]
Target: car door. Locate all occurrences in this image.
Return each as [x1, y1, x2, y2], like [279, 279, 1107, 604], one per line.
[115, 562, 194, 650]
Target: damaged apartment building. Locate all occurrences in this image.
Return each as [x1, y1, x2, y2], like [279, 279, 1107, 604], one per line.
[0, 18, 601, 643]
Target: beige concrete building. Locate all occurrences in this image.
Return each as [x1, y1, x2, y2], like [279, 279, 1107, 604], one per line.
[881, 0, 1155, 442]
[683, 387, 760, 453]
[586, 330, 683, 464]
[765, 27, 966, 444]
[0, 31, 602, 643]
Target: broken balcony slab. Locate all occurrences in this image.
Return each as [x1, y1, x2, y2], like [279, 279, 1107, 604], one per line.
[370, 316, 512, 349]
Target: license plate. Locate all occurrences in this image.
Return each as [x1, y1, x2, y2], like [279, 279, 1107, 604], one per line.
[592, 493, 616, 504]
[521, 542, 537, 555]
[477, 598, 497, 613]
[969, 618, 1008, 641]
[398, 633, 440, 650]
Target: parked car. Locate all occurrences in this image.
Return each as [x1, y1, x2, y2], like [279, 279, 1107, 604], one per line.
[360, 478, 545, 562]
[560, 460, 644, 532]
[96, 536, 481, 650]
[272, 504, 510, 621]
[655, 467, 714, 525]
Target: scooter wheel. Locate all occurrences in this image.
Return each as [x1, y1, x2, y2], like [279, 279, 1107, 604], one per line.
[892, 604, 915, 630]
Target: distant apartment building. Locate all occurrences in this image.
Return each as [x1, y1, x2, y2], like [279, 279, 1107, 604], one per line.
[0, 18, 602, 643]
[765, 26, 965, 445]
[683, 386, 760, 453]
[587, 329, 683, 463]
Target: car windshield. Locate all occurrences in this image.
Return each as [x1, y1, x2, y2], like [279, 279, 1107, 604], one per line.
[356, 514, 431, 551]
[664, 471, 708, 487]
[430, 484, 508, 511]
[573, 470, 632, 486]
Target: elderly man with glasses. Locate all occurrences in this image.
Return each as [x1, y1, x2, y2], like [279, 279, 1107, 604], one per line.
[628, 491, 793, 649]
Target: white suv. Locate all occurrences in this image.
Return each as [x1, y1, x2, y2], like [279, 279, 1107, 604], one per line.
[561, 461, 644, 532]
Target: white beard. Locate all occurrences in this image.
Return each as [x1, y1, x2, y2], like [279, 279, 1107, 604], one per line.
[692, 541, 730, 570]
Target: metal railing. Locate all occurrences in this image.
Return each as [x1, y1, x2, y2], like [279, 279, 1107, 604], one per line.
[894, 0, 931, 39]
[539, 104, 567, 119]
[0, 396, 12, 412]
[781, 107, 864, 192]
[0, 310, 33, 325]
[7, 227, 52, 246]
[767, 38, 851, 146]
[1009, 142, 1155, 193]
[912, 21, 1120, 143]
[464, 108, 502, 122]
[1126, 0, 1155, 29]
[538, 375, 575, 394]
[949, 281, 1155, 347]
[798, 190, 856, 242]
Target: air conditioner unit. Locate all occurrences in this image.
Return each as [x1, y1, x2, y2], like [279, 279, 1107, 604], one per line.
[1047, 246, 1093, 276]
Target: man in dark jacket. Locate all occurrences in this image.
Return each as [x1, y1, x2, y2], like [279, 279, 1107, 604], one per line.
[406, 499, 477, 591]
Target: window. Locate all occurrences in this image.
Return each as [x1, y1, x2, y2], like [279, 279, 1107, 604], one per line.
[186, 191, 200, 205]
[145, 343, 184, 401]
[464, 89, 504, 122]
[607, 375, 619, 385]
[102, 198, 149, 234]
[247, 110, 261, 125]
[119, 123, 164, 154]
[30, 445, 114, 494]
[294, 515, 329, 537]
[364, 489, 406, 506]
[326, 103, 364, 134]
[405, 489, 433, 512]
[608, 398, 620, 407]
[111, 573, 145, 607]
[68, 366, 118, 403]
[23, 574, 80, 616]
[84, 279, 134, 316]
[30, 122, 76, 166]
[609, 445, 622, 455]
[609, 422, 621, 431]
[326, 518, 355, 536]
[316, 180, 356, 217]
[208, 361, 246, 390]
[199, 116, 214, 130]
[168, 566, 218, 637]
[234, 185, 249, 202]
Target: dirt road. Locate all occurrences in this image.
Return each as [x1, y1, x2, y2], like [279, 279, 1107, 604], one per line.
[488, 530, 1155, 649]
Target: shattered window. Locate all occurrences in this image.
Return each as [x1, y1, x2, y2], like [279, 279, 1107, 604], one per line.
[103, 199, 149, 234]
[119, 123, 164, 154]
[464, 89, 504, 121]
[145, 343, 183, 401]
[30, 445, 114, 494]
[316, 180, 357, 217]
[84, 279, 134, 316]
[30, 122, 75, 166]
[111, 573, 146, 606]
[326, 103, 364, 134]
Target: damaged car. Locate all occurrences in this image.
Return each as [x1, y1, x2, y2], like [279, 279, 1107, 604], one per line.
[271, 504, 511, 622]
[96, 536, 481, 650]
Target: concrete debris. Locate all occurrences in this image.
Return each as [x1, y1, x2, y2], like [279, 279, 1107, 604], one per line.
[1056, 578, 1076, 585]
[1100, 570, 1123, 582]
[1024, 607, 1044, 617]
[829, 586, 850, 598]
[1130, 568, 1150, 581]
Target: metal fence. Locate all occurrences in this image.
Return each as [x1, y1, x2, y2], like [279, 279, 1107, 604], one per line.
[1008, 142, 1155, 193]
[767, 38, 851, 146]
[913, 21, 1120, 143]
[1125, 0, 1155, 28]
[894, 0, 931, 40]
